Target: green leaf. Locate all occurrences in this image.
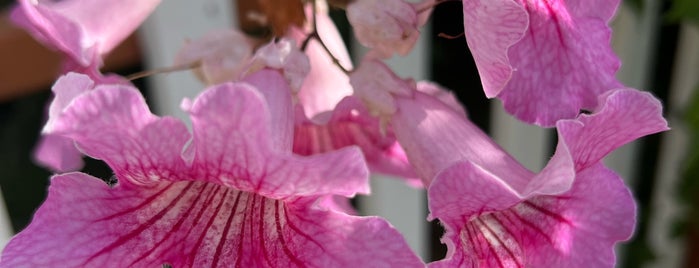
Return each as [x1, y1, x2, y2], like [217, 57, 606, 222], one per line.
[667, 0, 699, 22]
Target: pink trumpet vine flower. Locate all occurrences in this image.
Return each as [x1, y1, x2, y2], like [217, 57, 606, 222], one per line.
[11, 0, 160, 70]
[462, 0, 623, 126]
[1, 70, 424, 267]
[13, 0, 160, 172]
[284, 11, 421, 185]
[394, 88, 666, 266]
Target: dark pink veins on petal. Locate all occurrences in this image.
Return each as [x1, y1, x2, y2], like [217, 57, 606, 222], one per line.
[459, 196, 573, 267]
[80, 181, 327, 267]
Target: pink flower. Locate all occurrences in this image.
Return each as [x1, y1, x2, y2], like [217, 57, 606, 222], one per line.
[1, 70, 424, 267]
[174, 29, 256, 85]
[462, 0, 622, 126]
[389, 87, 667, 266]
[15, 0, 158, 172]
[346, 0, 422, 58]
[284, 13, 420, 184]
[11, 0, 160, 69]
[289, 11, 354, 118]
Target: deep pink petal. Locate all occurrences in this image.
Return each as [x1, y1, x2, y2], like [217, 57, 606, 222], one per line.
[188, 80, 370, 199]
[293, 96, 419, 184]
[463, 0, 624, 126]
[429, 164, 635, 268]
[557, 88, 669, 171]
[1, 173, 423, 267]
[12, 0, 160, 66]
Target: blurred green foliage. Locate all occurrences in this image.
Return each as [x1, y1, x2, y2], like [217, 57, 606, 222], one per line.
[667, 0, 699, 22]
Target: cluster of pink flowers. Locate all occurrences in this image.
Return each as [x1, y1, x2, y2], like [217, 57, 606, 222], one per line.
[3, 0, 669, 267]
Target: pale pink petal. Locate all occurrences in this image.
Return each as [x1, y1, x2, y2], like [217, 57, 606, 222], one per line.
[347, 0, 420, 58]
[293, 96, 419, 184]
[461, 0, 528, 97]
[557, 88, 669, 171]
[392, 87, 666, 195]
[314, 195, 358, 215]
[416, 81, 467, 117]
[187, 79, 370, 199]
[392, 91, 531, 187]
[33, 73, 94, 172]
[290, 12, 354, 119]
[49, 85, 190, 183]
[463, 0, 623, 126]
[428, 164, 634, 268]
[33, 134, 83, 173]
[241, 70, 296, 150]
[1, 173, 423, 267]
[174, 29, 254, 85]
[247, 39, 310, 91]
[413, 0, 435, 27]
[12, 0, 160, 66]
[350, 59, 415, 116]
[43, 73, 95, 132]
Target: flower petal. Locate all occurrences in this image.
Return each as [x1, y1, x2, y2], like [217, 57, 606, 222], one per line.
[187, 79, 370, 198]
[1, 173, 422, 267]
[293, 96, 418, 184]
[464, 0, 624, 126]
[557, 88, 669, 171]
[392, 91, 531, 187]
[174, 29, 254, 85]
[49, 85, 190, 183]
[291, 12, 354, 119]
[33, 134, 83, 173]
[12, 0, 160, 66]
[347, 0, 420, 58]
[429, 164, 635, 267]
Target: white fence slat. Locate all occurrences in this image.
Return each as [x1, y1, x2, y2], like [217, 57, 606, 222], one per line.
[647, 23, 699, 268]
[139, 0, 236, 120]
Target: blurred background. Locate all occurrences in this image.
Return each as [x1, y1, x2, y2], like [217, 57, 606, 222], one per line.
[0, 0, 697, 267]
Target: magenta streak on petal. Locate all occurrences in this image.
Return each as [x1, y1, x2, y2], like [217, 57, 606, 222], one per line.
[542, 0, 566, 46]
[276, 201, 307, 267]
[94, 184, 175, 221]
[522, 199, 572, 224]
[186, 188, 233, 267]
[474, 219, 506, 268]
[258, 196, 274, 267]
[84, 182, 195, 265]
[478, 217, 522, 268]
[126, 183, 217, 267]
[502, 209, 554, 245]
[284, 209, 327, 253]
[216, 192, 250, 267]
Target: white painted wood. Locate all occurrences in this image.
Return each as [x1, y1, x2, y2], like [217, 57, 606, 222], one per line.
[646, 23, 699, 268]
[0, 188, 14, 251]
[607, 1, 661, 183]
[490, 102, 550, 171]
[351, 5, 430, 260]
[139, 0, 236, 121]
